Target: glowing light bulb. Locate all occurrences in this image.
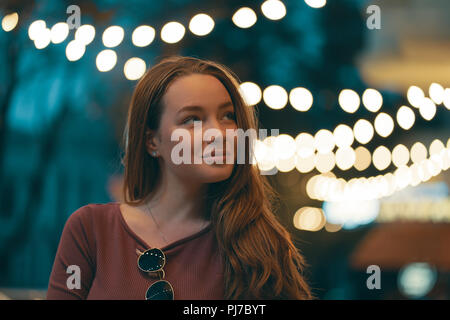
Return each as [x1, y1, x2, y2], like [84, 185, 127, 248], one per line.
[261, 0, 287, 20]
[396, 106, 415, 130]
[102, 25, 124, 48]
[232, 7, 257, 28]
[353, 119, 374, 144]
[132, 25, 155, 47]
[96, 49, 117, 72]
[124, 57, 146, 80]
[189, 14, 215, 36]
[263, 85, 288, 110]
[75, 24, 96, 45]
[362, 88, 383, 112]
[239, 82, 262, 106]
[374, 112, 394, 138]
[418, 97, 436, 121]
[407, 85, 424, 108]
[305, 0, 327, 9]
[338, 89, 360, 113]
[2, 12, 19, 32]
[161, 21, 185, 43]
[289, 87, 313, 111]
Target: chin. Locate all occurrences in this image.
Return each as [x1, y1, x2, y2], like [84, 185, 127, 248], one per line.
[196, 163, 235, 183]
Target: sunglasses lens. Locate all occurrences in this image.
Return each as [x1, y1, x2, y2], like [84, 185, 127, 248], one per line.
[138, 248, 165, 272]
[145, 280, 174, 300]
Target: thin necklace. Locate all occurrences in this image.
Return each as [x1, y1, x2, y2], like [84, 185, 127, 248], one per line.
[145, 204, 209, 246]
[146, 203, 169, 245]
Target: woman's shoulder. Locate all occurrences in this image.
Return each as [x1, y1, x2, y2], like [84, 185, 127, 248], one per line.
[66, 201, 120, 228]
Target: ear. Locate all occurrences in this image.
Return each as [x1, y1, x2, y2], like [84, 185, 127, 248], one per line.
[145, 128, 160, 155]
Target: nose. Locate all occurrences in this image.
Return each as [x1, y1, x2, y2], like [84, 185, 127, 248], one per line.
[203, 118, 226, 140]
[202, 119, 228, 150]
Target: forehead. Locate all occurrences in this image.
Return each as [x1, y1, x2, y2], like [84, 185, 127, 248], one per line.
[162, 73, 232, 112]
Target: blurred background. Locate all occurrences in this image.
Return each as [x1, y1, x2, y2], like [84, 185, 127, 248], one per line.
[0, 0, 449, 300]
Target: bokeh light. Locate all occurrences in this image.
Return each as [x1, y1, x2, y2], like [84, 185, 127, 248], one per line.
[338, 89, 360, 113]
[65, 40, 86, 61]
[50, 22, 69, 44]
[335, 147, 356, 170]
[161, 21, 186, 44]
[261, 0, 287, 21]
[407, 85, 425, 108]
[189, 13, 215, 36]
[305, 0, 327, 9]
[75, 24, 96, 45]
[354, 146, 371, 171]
[315, 151, 335, 173]
[443, 88, 450, 110]
[428, 83, 444, 105]
[410, 142, 427, 164]
[34, 27, 51, 49]
[392, 144, 410, 168]
[295, 153, 315, 173]
[102, 25, 124, 48]
[374, 112, 394, 137]
[372, 145, 391, 170]
[418, 97, 436, 121]
[429, 139, 445, 156]
[323, 200, 379, 229]
[232, 7, 257, 28]
[333, 124, 354, 148]
[396, 106, 415, 130]
[293, 207, 326, 231]
[314, 129, 335, 154]
[2, 12, 19, 32]
[123, 57, 146, 80]
[362, 88, 383, 112]
[239, 82, 262, 106]
[132, 25, 155, 47]
[289, 87, 313, 111]
[398, 263, 437, 299]
[263, 85, 288, 109]
[274, 134, 296, 160]
[96, 49, 117, 72]
[28, 20, 46, 40]
[353, 119, 374, 144]
[295, 132, 315, 158]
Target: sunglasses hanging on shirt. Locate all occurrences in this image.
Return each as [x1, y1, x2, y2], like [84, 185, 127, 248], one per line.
[137, 248, 174, 300]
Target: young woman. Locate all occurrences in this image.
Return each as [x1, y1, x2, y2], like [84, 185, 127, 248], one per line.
[46, 55, 313, 300]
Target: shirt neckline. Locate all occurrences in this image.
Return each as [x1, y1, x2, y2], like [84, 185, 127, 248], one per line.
[114, 202, 212, 252]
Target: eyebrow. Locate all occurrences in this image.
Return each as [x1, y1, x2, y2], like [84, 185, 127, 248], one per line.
[177, 101, 234, 114]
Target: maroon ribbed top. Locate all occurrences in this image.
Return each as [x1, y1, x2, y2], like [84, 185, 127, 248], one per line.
[46, 202, 225, 300]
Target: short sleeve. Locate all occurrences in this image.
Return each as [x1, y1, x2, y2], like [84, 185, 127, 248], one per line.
[46, 205, 96, 300]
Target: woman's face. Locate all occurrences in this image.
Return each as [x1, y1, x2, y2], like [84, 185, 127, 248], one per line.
[148, 73, 238, 184]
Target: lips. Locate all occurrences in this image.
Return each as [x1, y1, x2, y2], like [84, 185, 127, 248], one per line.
[203, 150, 226, 158]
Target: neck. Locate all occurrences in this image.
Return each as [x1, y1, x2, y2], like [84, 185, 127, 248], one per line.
[141, 168, 208, 226]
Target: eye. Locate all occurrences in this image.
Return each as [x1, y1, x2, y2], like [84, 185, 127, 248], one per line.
[182, 115, 201, 125]
[223, 111, 236, 121]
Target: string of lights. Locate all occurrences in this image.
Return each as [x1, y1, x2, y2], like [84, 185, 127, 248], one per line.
[306, 138, 450, 202]
[292, 139, 450, 233]
[2, 1, 329, 79]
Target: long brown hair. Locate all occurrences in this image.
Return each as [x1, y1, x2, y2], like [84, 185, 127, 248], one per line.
[121, 55, 313, 299]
